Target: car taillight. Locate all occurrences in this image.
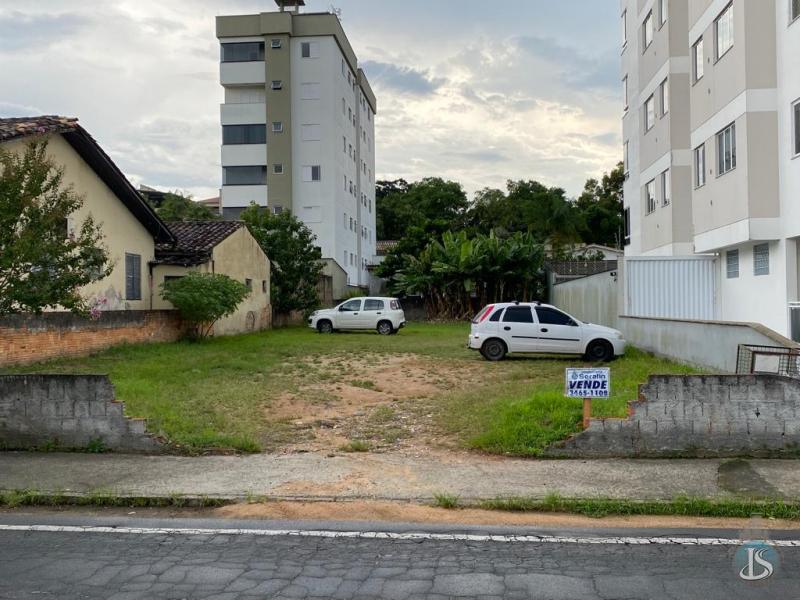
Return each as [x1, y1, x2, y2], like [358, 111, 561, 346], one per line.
[472, 305, 495, 324]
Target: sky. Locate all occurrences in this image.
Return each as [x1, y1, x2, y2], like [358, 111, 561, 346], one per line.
[0, 0, 622, 200]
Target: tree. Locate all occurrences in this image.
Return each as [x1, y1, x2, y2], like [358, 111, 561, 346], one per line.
[574, 162, 624, 247]
[160, 272, 249, 339]
[147, 191, 219, 222]
[0, 140, 111, 316]
[241, 205, 323, 315]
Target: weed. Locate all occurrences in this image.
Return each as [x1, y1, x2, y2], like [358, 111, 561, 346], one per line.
[339, 440, 370, 452]
[433, 493, 460, 509]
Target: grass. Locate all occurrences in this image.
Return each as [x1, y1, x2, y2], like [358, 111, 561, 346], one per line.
[3, 323, 698, 456]
[433, 493, 461, 509]
[339, 440, 371, 453]
[0, 489, 228, 509]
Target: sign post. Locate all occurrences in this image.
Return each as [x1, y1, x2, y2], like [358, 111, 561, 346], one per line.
[565, 368, 611, 428]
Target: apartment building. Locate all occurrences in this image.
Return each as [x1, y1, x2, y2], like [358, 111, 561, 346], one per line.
[621, 0, 800, 338]
[216, 0, 377, 293]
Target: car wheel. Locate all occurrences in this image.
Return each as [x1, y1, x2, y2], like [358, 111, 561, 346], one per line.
[317, 320, 333, 334]
[377, 320, 393, 336]
[585, 339, 614, 362]
[481, 339, 507, 362]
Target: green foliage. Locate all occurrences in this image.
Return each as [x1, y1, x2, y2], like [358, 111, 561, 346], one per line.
[433, 493, 460, 509]
[392, 230, 544, 319]
[241, 204, 323, 315]
[148, 191, 220, 222]
[574, 162, 625, 247]
[0, 141, 112, 315]
[160, 272, 250, 339]
[339, 440, 370, 453]
[86, 438, 106, 453]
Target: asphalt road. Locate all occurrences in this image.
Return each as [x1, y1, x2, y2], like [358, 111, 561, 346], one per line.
[1, 514, 799, 599]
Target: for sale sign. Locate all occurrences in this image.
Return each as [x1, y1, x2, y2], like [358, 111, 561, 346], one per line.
[565, 368, 611, 398]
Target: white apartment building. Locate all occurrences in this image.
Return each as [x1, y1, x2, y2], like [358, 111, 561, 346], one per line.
[621, 0, 800, 339]
[216, 0, 377, 293]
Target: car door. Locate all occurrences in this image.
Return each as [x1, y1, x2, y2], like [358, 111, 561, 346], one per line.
[336, 299, 363, 329]
[361, 298, 386, 328]
[534, 306, 583, 354]
[500, 306, 539, 352]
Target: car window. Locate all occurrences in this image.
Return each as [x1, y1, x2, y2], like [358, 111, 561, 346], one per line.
[536, 307, 576, 326]
[364, 299, 384, 311]
[502, 306, 534, 323]
[340, 299, 362, 312]
[489, 308, 504, 322]
[390, 300, 400, 310]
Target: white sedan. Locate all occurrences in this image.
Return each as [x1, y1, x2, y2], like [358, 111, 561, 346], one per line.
[309, 297, 406, 335]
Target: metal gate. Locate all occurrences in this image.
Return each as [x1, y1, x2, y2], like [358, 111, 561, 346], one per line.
[625, 256, 716, 320]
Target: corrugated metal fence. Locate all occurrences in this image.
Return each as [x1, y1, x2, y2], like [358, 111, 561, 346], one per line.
[625, 256, 716, 320]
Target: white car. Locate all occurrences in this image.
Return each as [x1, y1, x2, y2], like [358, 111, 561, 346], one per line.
[309, 297, 406, 335]
[468, 302, 626, 362]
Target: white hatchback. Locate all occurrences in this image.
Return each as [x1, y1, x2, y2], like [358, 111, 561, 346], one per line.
[309, 297, 406, 335]
[468, 302, 626, 362]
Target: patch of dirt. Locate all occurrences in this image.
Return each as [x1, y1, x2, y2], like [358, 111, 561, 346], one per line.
[264, 354, 486, 455]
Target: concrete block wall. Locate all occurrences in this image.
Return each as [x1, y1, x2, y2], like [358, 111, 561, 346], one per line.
[0, 375, 165, 453]
[0, 311, 184, 368]
[546, 374, 800, 457]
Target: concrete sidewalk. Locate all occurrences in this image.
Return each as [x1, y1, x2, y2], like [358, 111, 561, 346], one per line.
[1, 451, 798, 502]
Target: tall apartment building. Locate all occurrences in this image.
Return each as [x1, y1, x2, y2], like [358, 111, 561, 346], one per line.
[216, 0, 377, 293]
[621, 0, 800, 338]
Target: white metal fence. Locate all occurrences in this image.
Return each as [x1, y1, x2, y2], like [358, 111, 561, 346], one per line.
[625, 256, 716, 320]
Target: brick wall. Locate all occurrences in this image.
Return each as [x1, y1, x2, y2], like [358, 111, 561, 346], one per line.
[546, 375, 800, 457]
[0, 375, 164, 453]
[0, 311, 184, 368]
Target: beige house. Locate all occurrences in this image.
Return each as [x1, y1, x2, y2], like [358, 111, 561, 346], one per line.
[153, 221, 271, 334]
[0, 115, 270, 335]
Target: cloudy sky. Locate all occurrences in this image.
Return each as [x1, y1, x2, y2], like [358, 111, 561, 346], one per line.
[0, 0, 621, 200]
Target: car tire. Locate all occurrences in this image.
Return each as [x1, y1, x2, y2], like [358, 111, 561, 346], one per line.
[377, 320, 393, 336]
[481, 339, 507, 362]
[584, 339, 614, 362]
[317, 320, 333, 334]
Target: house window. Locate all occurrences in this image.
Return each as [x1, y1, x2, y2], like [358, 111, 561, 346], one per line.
[272, 205, 283, 215]
[223, 166, 267, 186]
[221, 42, 264, 62]
[754, 244, 770, 276]
[658, 0, 668, 27]
[271, 39, 282, 49]
[300, 83, 320, 99]
[273, 164, 283, 175]
[622, 10, 628, 47]
[726, 249, 739, 278]
[343, 213, 347, 228]
[302, 165, 321, 182]
[222, 124, 266, 145]
[343, 136, 347, 152]
[245, 278, 253, 291]
[623, 141, 629, 175]
[623, 76, 628, 111]
[125, 253, 141, 301]
[272, 122, 283, 133]
[271, 80, 283, 90]
[643, 11, 654, 50]
[694, 144, 706, 188]
[717, 122, 737, 175]
[645, 179, 656, 214]
[623, 207, 631, 246]
[793, 0, 800, 22]
[300, 124, 321, 141]
[715, 3, 734, 60]
[644, 179, 656, 215]
[693, 38, 704, 82]
[793, 99, 800, 156]
[660, 170, 671, 206]
[660, 78, 669, 116]
[300, 41, 319, 58]
[644, 95, 655, 131]
[262, 280, 267, 293]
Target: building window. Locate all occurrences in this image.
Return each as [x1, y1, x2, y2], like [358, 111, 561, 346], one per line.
[793, 0, 800, 22]
[658, 0, 668, 27]
[717, 122, 737, 175]
[645, 179, 656, 214]
[245, 278, 253, 291]
[271, 39, 282, 49]
[660, 170, 671, 206]
[754, 244, 770, 276]
[223, 166, 267, 186]
[302, 165, 321, 182]
[660, 78, 669, 116]
[692, 38, 704, 82]
[644, 95, 655, 131]
[125, 253, 141, 301]
[623, 207, 631, 246]
[694, 144, 706, 188]
[272, 205, 283, 215]
[643, 11, 654, 50]
[272, 122, 283, 133]
[300, 82, 320, 99]
[273, 164, 283, 175]
[726, 249, 740, 278]
[715, 3, 734, 60]
[621, 10, 627, 47]
[623, 141, 629, 175]
[300, 123, 321, 141]
[793, 99, 800, 156]
[222, 124, 266, 145]
[300, 41, 319, 58]
[262, 280, 267, 293]
[221, 42, 264, 62]
[622, 76, 628, 111]
[271, 80, 283, 90]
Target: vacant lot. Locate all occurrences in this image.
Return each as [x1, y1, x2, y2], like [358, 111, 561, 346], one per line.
[6, 323, 696, 455]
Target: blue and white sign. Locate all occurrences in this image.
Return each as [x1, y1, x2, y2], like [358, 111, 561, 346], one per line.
[565, 368, 611, 398]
